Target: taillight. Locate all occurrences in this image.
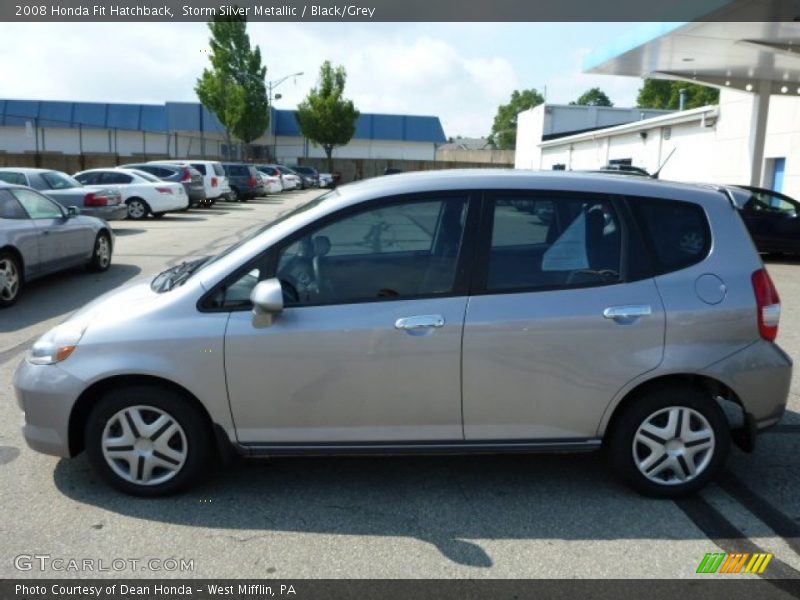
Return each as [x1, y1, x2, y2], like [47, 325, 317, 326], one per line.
[211, 177, 218, 187]
[752, 268, 780, 341]
[248, 176, 257, 187]
[180, 168, 192, 183]
[155, 187, 173, 194]
[84, 192, 108, 206]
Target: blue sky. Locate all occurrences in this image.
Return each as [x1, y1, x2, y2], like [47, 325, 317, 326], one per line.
[1, 22, 647, 137]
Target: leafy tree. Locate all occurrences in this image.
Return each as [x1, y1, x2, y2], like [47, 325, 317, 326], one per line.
[195, 13, 269, 159]
[489, 89, 544, 149]
[636, 79, 719, 110]
[570, 87, 613, 107]
[296, 61, 360, 171]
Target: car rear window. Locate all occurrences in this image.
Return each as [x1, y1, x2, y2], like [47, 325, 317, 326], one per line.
[630, 197, 711, 275]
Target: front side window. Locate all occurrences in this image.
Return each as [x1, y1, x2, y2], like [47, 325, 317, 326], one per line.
[75, 172, 100, 185]
[749, 190, 798, 216]
[275, 197, 468, 306]
[486, 195, 622, 292]
[11, 189, 64, 219]
[0, 172, 27, 186]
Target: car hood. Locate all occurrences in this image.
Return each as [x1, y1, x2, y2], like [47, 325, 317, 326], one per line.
[68, 275, 162, 327]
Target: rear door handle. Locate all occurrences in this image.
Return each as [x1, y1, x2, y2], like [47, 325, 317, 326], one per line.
[395, 315, 445, 330]
[603, 305, 652, 321]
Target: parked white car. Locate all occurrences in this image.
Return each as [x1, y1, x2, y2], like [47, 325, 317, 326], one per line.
[318, 172, 334, 188]
[260, 173, 283, 194]
[154, 160, 231, 203]
[73, 168, 188, 220]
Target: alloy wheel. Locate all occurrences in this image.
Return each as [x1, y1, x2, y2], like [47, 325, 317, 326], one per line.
[128, 200, 147, 219]
[0, 257, 20, 301]
[95, 236, 111, 269]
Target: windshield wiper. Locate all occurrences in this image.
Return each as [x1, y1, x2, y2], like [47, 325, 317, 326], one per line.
[151, 257, 209, 293]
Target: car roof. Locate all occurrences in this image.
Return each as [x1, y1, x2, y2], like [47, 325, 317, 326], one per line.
[330, 169, 730, 209]
[0, 167, 59, 173]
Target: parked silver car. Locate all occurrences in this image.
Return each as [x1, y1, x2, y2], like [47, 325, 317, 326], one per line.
[13, 171, 791, 497]
[0, 183, 113, 307]
[0, 168, 127, 221]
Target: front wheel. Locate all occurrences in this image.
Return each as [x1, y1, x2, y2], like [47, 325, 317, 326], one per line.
[85, 386, 211, 496]
[607, 383, 730, 498]
[0, 251, 22, 308]
[87, 232, 112, 272]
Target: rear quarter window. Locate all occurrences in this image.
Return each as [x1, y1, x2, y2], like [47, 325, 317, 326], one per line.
[212, 163, 225, 176]
[630, 197, 711, 275]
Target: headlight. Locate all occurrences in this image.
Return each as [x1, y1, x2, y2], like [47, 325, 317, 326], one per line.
[28, 322, 88, 365]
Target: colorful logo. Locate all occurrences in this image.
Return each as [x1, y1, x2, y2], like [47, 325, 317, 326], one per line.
[696, 552, 773, 574]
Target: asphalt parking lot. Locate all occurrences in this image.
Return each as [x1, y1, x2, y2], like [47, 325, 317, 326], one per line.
[1, 190, 799, 580]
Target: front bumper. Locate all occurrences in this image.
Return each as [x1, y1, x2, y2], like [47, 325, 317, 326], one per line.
[13, 359, 85, 458]
[83, 204, 128, 221]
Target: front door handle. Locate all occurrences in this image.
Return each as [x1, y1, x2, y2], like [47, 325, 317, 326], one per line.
[395, 315, 445, 330]
[603, 305, 652, 322]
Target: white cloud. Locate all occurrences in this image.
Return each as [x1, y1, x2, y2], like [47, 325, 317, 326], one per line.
[0, 23, 522, 137]
[544, 47, 642, 106]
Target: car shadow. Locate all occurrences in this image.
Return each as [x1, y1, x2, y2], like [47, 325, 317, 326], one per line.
[1, 263, 142, 332]
[111, 228, 146, 236]
[51, 422, 800, 569]
[150, 215, 210, 222]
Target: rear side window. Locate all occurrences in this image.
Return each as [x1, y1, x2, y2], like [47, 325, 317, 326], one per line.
[212, 163, 225, 176]
[190, 163, 207, 175]
[630, 197, 710, 275]
[0, 190, 29, 219]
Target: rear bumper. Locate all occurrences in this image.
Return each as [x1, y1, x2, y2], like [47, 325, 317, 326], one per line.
[187, 188, 207, 203]
[703, 339, 792, 429]
[82, 204, 128, 221]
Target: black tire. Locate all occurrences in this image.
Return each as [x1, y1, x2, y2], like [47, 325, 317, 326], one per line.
[126, 198, 149, 220]
[0, 251, 23, 308]
[87, 232, 112, 272]
[85, 385, 212, 496]
[607, 382, 730, 498]
[230, 187, 241, 202]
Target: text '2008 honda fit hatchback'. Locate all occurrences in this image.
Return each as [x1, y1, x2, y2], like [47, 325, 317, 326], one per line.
[14, 171, 791, 497]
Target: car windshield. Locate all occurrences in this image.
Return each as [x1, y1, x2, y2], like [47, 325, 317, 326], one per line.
[42, 171, 82, 189]
[150, 189, 339, 293]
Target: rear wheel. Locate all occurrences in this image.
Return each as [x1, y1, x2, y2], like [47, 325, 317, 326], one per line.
[0, 251, 22, 308]
[85, 385, 211, 496]
[126, 198, 149, 220]
[607, 383, 730, 498]
[229, 187, 241, 202]
[87, 232, 112, 272]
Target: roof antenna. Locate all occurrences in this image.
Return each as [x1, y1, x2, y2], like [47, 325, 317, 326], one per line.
[651, 148, 676, 179]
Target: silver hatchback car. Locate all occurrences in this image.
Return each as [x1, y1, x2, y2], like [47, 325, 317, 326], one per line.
[13, 171, 792, 497]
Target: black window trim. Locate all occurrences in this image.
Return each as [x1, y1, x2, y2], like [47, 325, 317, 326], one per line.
[197, 190, 481, 313]
[470, 189, 634, 297]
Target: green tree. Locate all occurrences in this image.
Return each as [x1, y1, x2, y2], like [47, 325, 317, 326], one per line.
[195, 13, 269, 159]
[295, 61, 360, 171]
[489, 89, 545, 149]
[636, 79, 719, 110]
[570, 87, 613, 107]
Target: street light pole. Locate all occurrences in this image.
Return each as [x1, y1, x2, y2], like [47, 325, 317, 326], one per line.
[268, 71, 303, 162]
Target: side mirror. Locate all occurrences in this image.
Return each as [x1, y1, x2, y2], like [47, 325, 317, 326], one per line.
[250, 278, 284, 316]
[66, 206, 80, 218]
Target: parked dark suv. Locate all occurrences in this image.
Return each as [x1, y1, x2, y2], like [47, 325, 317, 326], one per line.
[122, 163, 208, 208]
[221, 163, 265, 201]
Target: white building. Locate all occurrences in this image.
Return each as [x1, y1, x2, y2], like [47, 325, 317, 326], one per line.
[516, 10, 800, 198]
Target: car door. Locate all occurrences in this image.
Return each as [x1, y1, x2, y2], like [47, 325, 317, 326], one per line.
[11, 188, 89, 272]
[462, 192, 666, 441]
[0, 190, 40, 279]
[220, 193, 475, 443]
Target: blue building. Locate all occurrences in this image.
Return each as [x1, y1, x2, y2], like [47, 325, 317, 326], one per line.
[0, 99, 447, 162]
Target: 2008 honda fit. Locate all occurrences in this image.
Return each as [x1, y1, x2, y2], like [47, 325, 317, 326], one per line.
[14, 171, 792, 497]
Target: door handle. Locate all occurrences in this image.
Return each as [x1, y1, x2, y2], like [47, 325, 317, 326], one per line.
[395, 315, 445, 330]
[603, 305, 652, 321]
